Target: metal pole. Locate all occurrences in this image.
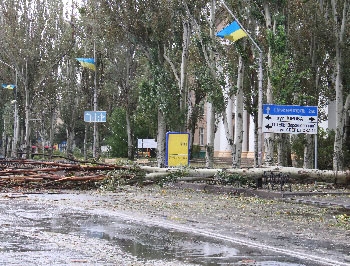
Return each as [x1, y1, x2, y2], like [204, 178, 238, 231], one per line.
[220, 0, 263, 167]
[314, 134, 318, 169]
[12, 71, 19, 158]
[93, 42, 97, 158]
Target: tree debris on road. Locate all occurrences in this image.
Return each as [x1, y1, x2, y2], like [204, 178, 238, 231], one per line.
[0, 159, 130, 190]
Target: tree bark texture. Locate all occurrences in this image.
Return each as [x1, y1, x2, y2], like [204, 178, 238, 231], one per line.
[304, 134, 314, 169]
[140, 165, 349, 185]
[157, 108, 166, 168]
[263, 1, 274, 165]
[331, 0, 348, 171]
[233, 55, 244, 168]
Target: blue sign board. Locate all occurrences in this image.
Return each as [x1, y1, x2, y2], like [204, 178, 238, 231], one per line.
[263, 104, 318, 116]
[263, 104, 318, 134]
[84, 111, 107, 123]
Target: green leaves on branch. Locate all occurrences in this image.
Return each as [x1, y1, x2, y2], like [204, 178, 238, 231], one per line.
[267, 25, 287, 55]
[138, 64, 185, 131]
[270, 54, 312, 105]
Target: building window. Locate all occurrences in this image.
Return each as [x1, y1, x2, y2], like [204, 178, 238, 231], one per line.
[199, 127, 204, 146]
[199, 101, 205, 116]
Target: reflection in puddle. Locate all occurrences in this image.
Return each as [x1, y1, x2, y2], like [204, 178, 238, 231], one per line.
[7, 201, 308, 265]
[59, 214, 305, 266]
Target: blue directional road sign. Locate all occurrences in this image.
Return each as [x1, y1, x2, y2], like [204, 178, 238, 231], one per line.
[263, 104, 318, 134]
[84, 111, 107, 123]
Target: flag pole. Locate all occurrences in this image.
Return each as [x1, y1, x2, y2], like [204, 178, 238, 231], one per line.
[220, 0, 263, 167]
[220, 1, 261, 53]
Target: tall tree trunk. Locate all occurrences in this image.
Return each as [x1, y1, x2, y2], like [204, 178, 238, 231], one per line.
[233, 55, 244, 168]
[188, 93, 200, 159]
[186, 0, 217, 167]
[48, 109, 55, 159]
[205, 0, 217, 168]
[331, 0, 348, 171]
[163, 17, 191, 133]
[206, 102, 215, 168]
[66, 127, 75, 159]
[277, 134, 290, 166]
[222, 109, 233, 162]
[126, 108, 134, 160]
[222, 79, 234, 167]
[6, 136, 11, 158]
[304, 134, 314, 168]
[125, 43, 136, 161]
[263, 0, 274, 166]
[66, 82, 78, 159]
[180, 19, 191, 131]
[2, 131, 6, 157]
[306, 30, 319, 169]
[157, 108, 166, 167]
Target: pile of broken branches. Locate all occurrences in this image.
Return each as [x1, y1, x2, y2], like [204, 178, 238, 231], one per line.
[1, 158, 348, 192]
[0, 159, 130, 190]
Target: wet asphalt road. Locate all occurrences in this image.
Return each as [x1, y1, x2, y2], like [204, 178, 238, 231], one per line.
[0, 192, 347, 266]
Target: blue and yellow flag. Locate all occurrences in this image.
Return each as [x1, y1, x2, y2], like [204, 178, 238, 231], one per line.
[2, 84, 15, 90]
[216, 21, 247, 42]
[76, 58, 96, 71]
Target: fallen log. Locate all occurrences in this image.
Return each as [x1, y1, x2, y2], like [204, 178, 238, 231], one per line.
[225, 166, 350, 184]
[0, 158, 348, 188]
[141, 166, 350, 185]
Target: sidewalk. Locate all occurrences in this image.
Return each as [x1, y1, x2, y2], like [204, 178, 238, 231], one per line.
[282, 192, 350, 209]
[171, 182, 350, 209]
[237, 188, 350, 209]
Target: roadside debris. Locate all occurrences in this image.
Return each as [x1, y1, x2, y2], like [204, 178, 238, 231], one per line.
[0, 159, 129, 190]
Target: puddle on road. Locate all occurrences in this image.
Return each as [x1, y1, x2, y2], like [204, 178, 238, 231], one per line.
[38, 212, 306, 266]
[0, 198, 313, 265]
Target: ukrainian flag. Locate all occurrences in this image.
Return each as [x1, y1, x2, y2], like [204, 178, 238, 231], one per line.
[76, 58, 96, 71]
[2, 84, 15, 90]
[216, 21, 247, 42]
